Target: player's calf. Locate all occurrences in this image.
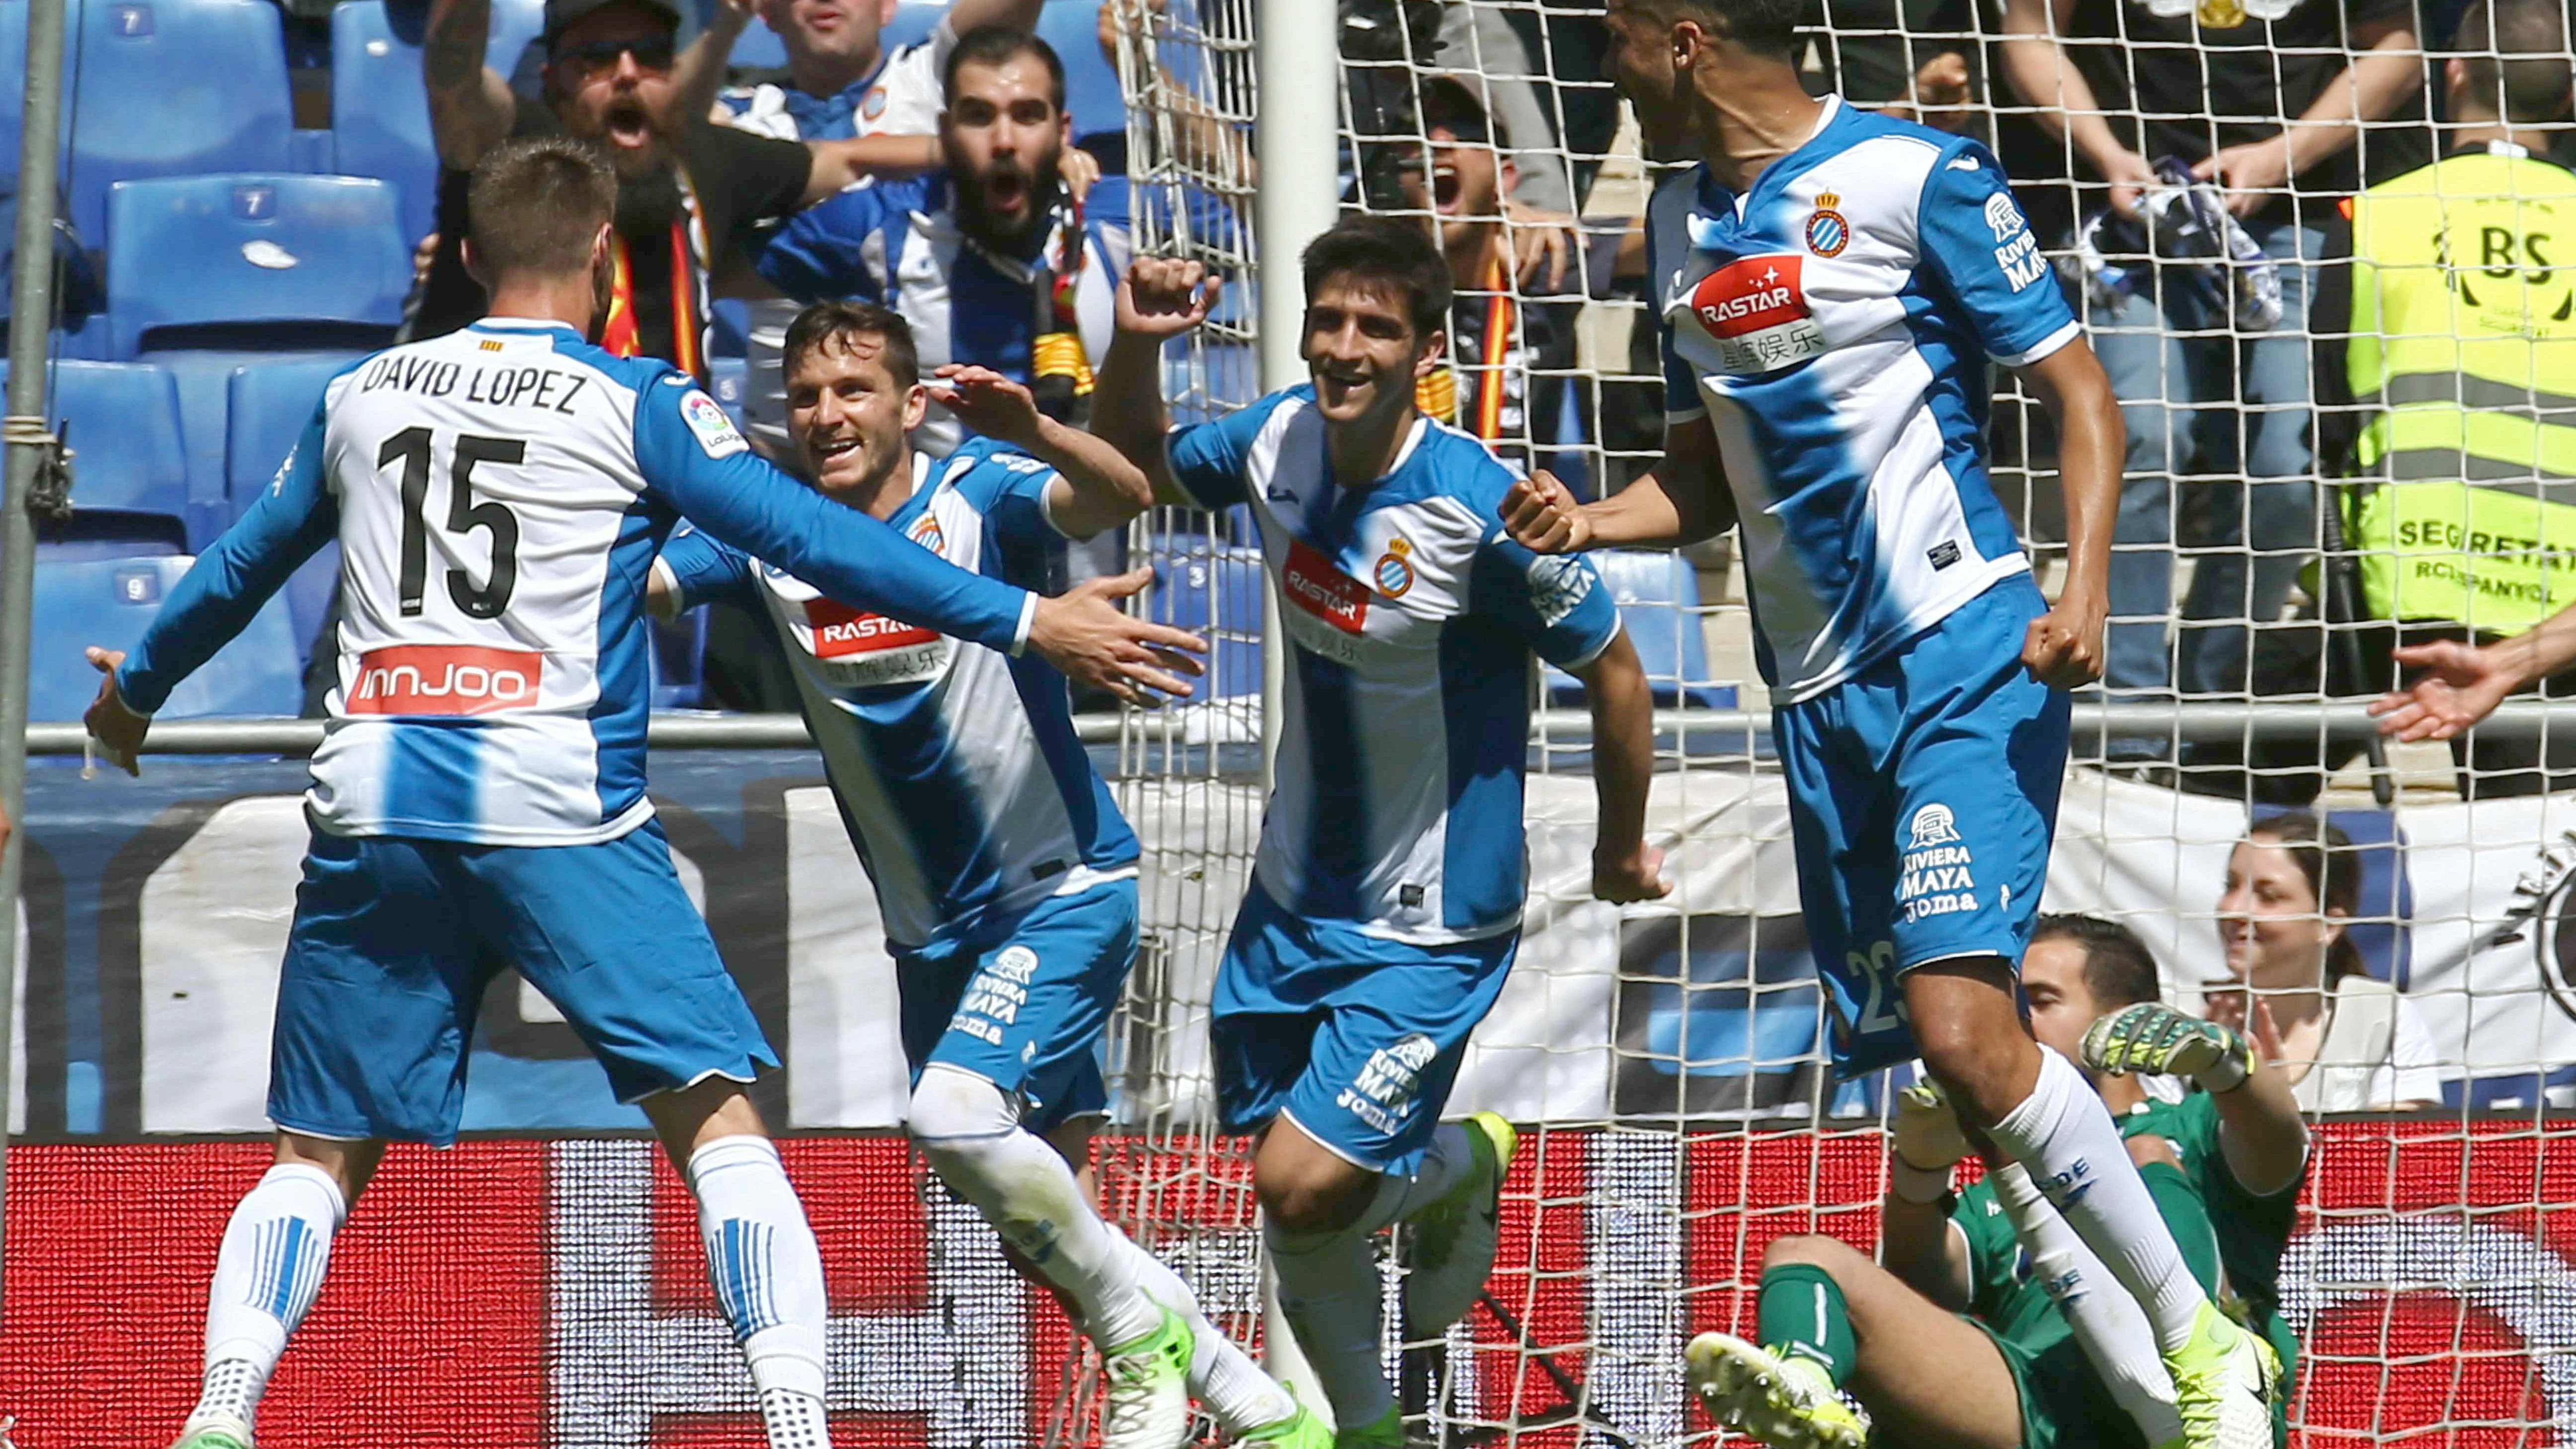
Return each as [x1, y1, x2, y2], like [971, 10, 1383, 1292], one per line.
[644, 1083, 835, 1449]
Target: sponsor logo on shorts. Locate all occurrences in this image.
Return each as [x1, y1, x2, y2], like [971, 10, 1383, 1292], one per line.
[1338, 1033, 1438, 1137]
[1899, 804, 1979, 922]
[347, 643, 542, 716]
[951, 945, 1041, 1047]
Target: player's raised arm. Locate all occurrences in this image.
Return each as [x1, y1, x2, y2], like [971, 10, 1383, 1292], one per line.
[1498, 413, 1737, 554]
[2082, 1002, 2310, 1199]
[927, 364, 1153, 539]
[634, 375, 1205, 703]
[1093, 255, 1224, 508]
[422, 0, 519, 170]
[86, 403, 343, 775]
[2015, 337, 2120, 689]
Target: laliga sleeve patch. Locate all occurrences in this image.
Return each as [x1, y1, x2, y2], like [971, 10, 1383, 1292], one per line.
[680, 389, 749, 459]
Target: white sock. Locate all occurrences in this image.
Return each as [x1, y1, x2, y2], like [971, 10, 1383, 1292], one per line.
[1994, 1163, 2183, 1445]
[190, 1162, 345, 1432]
[1114, 1225, 1299, 1433]
[1266, 1222, 1393, 1429]
[910, 1066, 1161, 1349]
[1987, 1047, 2206, 1353]
[689, 1135, 833, 1448]
[1346, 1123, 1475, 1237]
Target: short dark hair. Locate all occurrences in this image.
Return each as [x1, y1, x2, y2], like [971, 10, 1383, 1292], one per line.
[1628, 0, 1804, 61]
[467, 136, 617, 280]
[1419, 77, 1496, 146]
[1300, 214, 1452, 340]
[2455, 0, 2574, 125]
[2032, 913, 2163, 1013]
[943, 25, 1067, 112]
[2244, 810, 2370, 983]
[781, 300, 920, 389]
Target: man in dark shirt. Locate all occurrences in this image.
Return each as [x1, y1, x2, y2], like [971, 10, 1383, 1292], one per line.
[409, 0, 909, 371]
[2000, 0, 2419, 723]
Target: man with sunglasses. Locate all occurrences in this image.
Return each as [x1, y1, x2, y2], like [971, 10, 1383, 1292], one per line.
[408, 0, 927, 367]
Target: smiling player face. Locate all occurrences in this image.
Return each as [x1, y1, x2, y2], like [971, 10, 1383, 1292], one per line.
[1301, 272, 1443, 429]
[785, 330, 928, 503]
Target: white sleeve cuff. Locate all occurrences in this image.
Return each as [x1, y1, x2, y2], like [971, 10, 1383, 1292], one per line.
[1009, 590, 1039, 657]
[1664, 405, 1708, 425]
[1992, 319, 2080, 369]
[647, 557, 685, 622]
[1036, 473, 1087, 541]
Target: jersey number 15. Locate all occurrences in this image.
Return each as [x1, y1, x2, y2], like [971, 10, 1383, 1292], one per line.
[380, 426, 524, 620]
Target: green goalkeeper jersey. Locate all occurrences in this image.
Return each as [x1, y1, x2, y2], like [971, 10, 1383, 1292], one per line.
[2119, 1089, 2306, 1392]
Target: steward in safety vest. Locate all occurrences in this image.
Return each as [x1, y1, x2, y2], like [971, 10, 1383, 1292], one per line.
[2317, 0, 2576, 640]
[2319, 0, 2576, 797]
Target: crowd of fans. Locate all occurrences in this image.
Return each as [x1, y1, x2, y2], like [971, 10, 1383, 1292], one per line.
[389, 0, 2576, 804]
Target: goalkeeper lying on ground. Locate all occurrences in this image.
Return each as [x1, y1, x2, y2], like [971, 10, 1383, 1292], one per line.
[1690, 913, 2310, 1449]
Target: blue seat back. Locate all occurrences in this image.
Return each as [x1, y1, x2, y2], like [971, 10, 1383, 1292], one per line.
[32, 552, 303, 719]
[107, 174, 410, 356]
[226, 356, 352, 657]
[64, 0, 296, 244]
[329, 0, 544, 244]
[0, 359, 192, 542]
[1037, 0, 1125, 141]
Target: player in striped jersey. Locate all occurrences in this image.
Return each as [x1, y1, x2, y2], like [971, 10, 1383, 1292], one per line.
[80, 138, 1201, 1449]
[648, 301, 1325, 1449]
[1092, 219, 1670, 1448]
[1501, 3, 2277, 1445]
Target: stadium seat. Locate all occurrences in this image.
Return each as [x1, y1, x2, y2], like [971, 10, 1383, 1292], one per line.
[708, 354, 749, 432]
[728, 15, 788, 70]
[227, 357, 354, 657]
[1037, 0, 1125, 142]
[60, 0, 298, 245]
[0, 359, 198, 547]
[330, 0, 546, 245]
[1547, 548, 1735, 709]
[1149, 542, 1262, 698]
[105, 173, 410, 357]
[31, 552, 303, 720]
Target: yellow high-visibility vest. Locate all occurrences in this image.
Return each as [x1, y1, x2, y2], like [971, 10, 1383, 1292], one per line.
[2344, 146, 2576, 637]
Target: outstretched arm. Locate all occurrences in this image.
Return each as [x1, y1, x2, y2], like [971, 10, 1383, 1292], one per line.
[1499, 414, 1736, 553]
[90, 408, 340, 773]
[423, 0, 519, 170]
[929, 365, 1154, 539]
[2372, 607, 2576, 739]
[673, 0, 754, 134]
[2082, 1002, 2309, 1199]
[1093, 255, 1221, 507]
[1997, 0, 2156, 214]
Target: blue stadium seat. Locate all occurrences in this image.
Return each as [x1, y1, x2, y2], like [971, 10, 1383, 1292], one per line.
[62, 0, 297, 246]
[1037, 0, 1125, 142]
[1149, 542, 1262, 698]
[729, 16, 788, 70]
[329, 0, 545, 245]
[1546, 548, 1735, 709]
[884, 3, 937, 52]
[0, 360, 197, 546]
[227, 357, 354, 658]
[106, 173, 410, 357]
[31, 552, 303, 720]
[708, 354, 749, 432]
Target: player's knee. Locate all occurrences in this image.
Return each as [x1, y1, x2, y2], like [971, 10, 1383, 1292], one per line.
[1906, 964, 2036, 1129]
[2125, 1133, 2180, 1172]
[1254, 1153, 1372, 1236]
[906, 1065, 1019, 1184]
[1762, 1234, 1854, 1274]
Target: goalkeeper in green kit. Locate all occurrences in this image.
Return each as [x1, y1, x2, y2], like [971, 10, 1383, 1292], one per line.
[1691, 914, 2309, 1449]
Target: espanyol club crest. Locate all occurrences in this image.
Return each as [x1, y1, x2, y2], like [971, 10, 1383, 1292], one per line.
[862, 86, 888, 120]
[1374, 537, 1415, 598]
[1804, 190, 1850, 258]
[908, 513, 946, 553]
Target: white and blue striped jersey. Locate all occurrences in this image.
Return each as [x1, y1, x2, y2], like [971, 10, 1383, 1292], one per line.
[117, 318, 1038, 846]
[749, 173, 1131, 456]
[1168, 388, 1623, 944]
[1651, 97, 2078, 705]
[654, 438, 1137, 950]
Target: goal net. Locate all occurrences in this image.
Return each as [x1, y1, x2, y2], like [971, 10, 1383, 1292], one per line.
[1090, 2, 2576, 1447]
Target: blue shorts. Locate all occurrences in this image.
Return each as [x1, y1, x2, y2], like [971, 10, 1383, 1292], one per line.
[270, 819, 776, 1145]
[1210, 880, 1517, 1175]
[894, 879, 1135, 1133]
[1775, 578, 2070, 1076]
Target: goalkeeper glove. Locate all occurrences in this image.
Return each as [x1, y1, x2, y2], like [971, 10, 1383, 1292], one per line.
[1889, 1078, 1969, 1203]
[2079, 1001, 2254, 1093]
